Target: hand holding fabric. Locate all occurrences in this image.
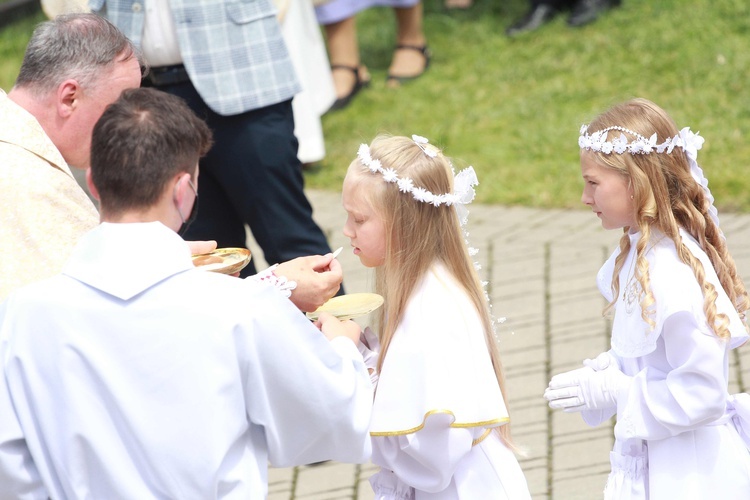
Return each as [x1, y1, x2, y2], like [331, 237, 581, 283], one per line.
[545, 364, 631, 413]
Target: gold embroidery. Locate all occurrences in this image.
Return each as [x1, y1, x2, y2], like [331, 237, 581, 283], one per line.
[370, 408, 509, 437]
[471, 428, 492, 446]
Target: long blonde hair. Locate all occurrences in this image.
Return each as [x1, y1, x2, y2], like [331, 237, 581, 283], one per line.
[585, 98, 749, 337]
[346, 135, 513, 444]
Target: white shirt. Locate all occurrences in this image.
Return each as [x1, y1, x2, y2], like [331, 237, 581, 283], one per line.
[141, 0, 183, 66]
[0, 222, 372, 499]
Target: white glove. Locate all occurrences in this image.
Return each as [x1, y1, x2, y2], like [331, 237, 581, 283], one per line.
[544, 364, 631, 412]
[583, 351, 619, 371]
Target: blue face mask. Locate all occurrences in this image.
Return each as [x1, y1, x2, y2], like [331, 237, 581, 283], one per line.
[177, 179, 198, 237]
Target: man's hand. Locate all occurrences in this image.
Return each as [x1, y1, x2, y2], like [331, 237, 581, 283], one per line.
[275, 254, 343, 312]
[186, 240, 217, 256]
[186, 240, 245, 276]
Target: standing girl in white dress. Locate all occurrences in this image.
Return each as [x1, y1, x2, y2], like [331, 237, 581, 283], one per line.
[544, 98, 750, 499]
[341, 134, 531, 499]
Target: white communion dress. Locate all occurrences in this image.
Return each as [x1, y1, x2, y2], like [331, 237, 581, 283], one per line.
[583, 228, 750, 500]
[365, 263, 531, 499]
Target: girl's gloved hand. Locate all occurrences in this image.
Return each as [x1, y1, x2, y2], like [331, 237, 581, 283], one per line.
[583, 351, 620, 371]
[544, 364, 631, 412]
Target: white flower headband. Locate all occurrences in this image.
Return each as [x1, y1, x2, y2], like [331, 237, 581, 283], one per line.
[356, 135, 506, 335]
[356, 135, 478, 225]
[578, 125, 705, 157]
[579, 125, 720, 231]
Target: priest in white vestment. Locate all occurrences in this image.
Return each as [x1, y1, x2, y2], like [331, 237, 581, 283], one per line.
[0, 87, 372, 499]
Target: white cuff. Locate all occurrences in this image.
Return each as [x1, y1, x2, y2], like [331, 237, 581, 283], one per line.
[251, 264, 297, 298]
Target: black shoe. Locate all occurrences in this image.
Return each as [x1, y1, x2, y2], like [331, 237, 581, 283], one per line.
[327, 65, 370, 113]
[567, 0, 620, 27]
[505, 5, 559, 37]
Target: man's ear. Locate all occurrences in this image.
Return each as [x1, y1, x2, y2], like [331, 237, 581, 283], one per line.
[85, 168, 100, 201]
[172, 171, 196, 211]
[56, 79, 81, 118]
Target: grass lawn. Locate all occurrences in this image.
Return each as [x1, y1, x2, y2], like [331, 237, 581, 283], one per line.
[0, 10, 45, 89]
[2, 0, 749, 211]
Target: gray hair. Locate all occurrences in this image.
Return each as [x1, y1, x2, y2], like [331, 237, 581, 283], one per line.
[14, 13, 143, 94]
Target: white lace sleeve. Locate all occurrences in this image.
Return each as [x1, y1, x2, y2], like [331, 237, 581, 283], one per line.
[250, 264, 297, 298]
[369, 468, 415, 500]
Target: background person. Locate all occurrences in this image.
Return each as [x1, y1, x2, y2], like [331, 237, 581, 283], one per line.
[316, 0, 429, 111]
[93, 0, 339, 280]
[506, 0, 621, 36]
[275, 0, 336, 166]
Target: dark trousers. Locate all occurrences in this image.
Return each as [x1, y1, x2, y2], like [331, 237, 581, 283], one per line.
[148, 78, 334, 279]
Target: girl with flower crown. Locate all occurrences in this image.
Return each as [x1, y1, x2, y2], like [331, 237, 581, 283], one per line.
[341, 135, 530, 499]
[544, 98, 750, 499]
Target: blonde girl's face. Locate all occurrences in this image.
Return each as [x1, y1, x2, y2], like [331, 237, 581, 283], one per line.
[580, 152, 637, 230]
[342, 174, 387, 268]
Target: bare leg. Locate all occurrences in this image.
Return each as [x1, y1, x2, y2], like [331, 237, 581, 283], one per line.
[445, 0, 473, 8]
[388, 3, 428, 86]
[324, 17, 369, 99]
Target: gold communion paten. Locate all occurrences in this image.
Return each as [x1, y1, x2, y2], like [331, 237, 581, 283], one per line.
[306, 293, 384, 321]
[192, 248, 251, 275]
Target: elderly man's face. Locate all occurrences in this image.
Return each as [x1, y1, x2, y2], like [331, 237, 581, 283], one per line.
[64, 54, 142, 169]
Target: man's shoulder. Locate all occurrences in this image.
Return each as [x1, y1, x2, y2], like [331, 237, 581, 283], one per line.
[0, 141, 63, 177]
[0, 146, 98, 226]
[0, 116, 69, 177]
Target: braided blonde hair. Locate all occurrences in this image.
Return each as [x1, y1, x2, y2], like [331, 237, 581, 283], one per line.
[585, 99, 748, 338]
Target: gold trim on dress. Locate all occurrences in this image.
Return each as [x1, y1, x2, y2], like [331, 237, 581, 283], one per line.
[471, 428, 493, 446]
[369, 408, 510, 437]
